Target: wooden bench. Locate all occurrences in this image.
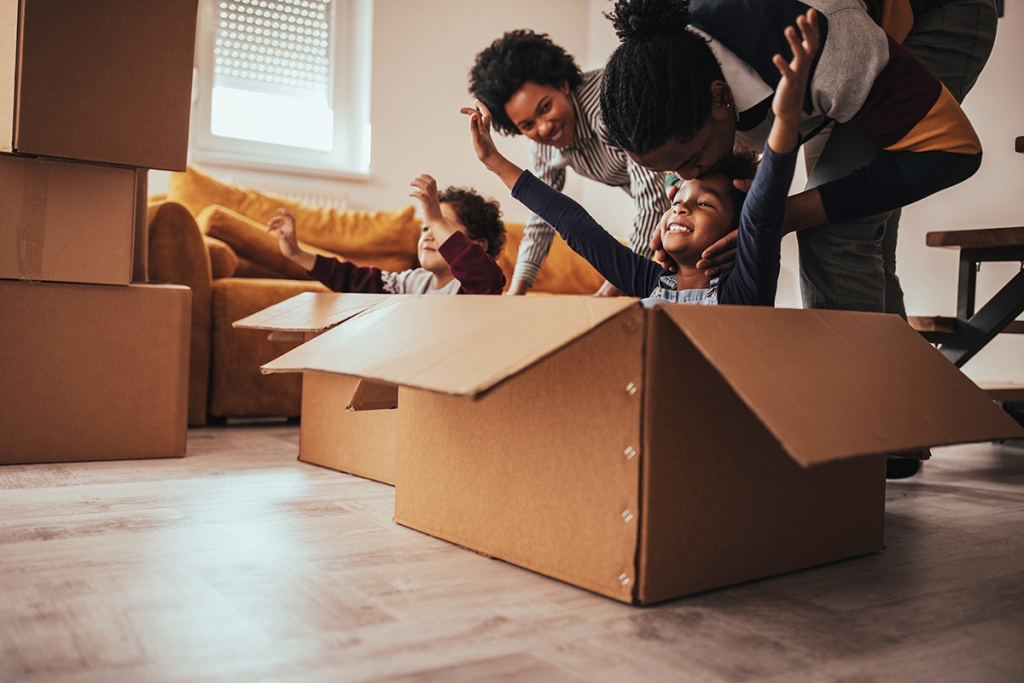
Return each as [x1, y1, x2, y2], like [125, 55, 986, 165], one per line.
[978, 382, 1024, 404]
[912, 226, 1024, 366]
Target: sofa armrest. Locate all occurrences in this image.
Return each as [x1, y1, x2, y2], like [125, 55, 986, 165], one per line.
[147, 200, 213, 426]
[209, 278, 330, 419]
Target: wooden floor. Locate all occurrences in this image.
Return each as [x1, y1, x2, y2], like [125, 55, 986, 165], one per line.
[2, 426, 1022, 683]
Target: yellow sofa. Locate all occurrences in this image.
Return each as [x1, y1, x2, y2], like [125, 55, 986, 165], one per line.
[146, 165, 607, 426]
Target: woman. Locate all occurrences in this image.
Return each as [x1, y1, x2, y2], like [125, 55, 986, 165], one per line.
[469, 30, 671, 295]
[599, 0, 998, 315]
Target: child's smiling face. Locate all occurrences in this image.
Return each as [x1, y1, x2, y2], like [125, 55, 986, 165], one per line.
[659, 173, 737, 265]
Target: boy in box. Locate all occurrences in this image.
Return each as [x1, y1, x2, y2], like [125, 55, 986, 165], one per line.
[461, 10, 818, 306]
[269, 174, 507, 294]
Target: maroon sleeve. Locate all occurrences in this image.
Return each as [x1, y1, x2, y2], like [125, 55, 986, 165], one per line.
[438, 231, 506, 295]
[308, 254, 388, 293]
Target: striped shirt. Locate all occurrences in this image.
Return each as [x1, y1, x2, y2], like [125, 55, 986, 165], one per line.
[515, 69, 670, 288]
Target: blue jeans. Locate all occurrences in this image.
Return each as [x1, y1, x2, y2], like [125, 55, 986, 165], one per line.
[798, 0, 999, 314]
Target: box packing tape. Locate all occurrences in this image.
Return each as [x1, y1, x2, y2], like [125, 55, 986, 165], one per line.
[15, 159, 49, 282]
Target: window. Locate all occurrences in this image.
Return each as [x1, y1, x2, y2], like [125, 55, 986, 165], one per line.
[190, 0, 372, 177]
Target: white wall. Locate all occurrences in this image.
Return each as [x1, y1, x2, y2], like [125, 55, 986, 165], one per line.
[154, 0, 1022, 382]
[154, 0, 593, 219]
[897, 5, 1024, 383]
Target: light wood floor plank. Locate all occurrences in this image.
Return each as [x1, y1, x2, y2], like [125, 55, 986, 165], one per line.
[1, 425, 1022, 682]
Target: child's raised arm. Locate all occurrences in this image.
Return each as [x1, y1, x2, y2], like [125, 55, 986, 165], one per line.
[267, 209, 315, 271]
[768, 9, 819, 155]
[459, 100, 524, 190]
[409, 174, 458, 244]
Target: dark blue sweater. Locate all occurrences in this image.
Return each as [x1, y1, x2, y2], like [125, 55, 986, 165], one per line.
[510, 144, 798, 305]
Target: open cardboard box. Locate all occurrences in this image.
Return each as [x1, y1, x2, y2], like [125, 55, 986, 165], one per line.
[0, 280, 191, 464]
[234, 292, 400, 484]
[260, 295, 1023, 604]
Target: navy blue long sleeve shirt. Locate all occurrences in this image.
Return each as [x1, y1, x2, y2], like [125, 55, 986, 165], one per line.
[509, 143, 798, 306]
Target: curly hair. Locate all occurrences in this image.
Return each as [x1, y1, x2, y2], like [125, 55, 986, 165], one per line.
[469, 29, 583, 137]
[600, 0, 724, 156]
[439, 187, 506, 259]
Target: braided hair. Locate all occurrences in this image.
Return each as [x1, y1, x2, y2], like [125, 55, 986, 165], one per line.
[600, 0, 724, 156]
[469, 30, 583, 137]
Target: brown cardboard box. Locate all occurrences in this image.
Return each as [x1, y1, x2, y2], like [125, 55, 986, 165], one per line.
[0, 280, 191, 464]
[262, 296, 1024, 604]
[234, 292, 399, 484]
[0, 0, 198, 170]
[0, 153, 138, 285]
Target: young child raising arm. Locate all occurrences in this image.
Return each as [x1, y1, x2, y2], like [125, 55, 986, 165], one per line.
[462, 9, 818, 306]
[267, 174, 507, 295]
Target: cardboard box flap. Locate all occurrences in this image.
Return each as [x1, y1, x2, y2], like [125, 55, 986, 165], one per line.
[347, 379, 398, 412]
[233, 292, 391, 333]
[262, 295, 638, 397]
[0, 1, 16, 154]
[657, 306, 1024, 466]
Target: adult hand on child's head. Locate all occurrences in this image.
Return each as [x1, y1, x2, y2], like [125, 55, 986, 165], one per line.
[409, 174, 444, 224]
[697, 229, 739, 276]
[650, 215, 679, 273]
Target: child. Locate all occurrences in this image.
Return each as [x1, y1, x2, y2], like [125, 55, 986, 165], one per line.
[461, 9, 818, 306]
[268, 174, 507, 295]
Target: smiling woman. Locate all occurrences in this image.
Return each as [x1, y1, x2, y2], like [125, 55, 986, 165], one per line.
[468, 30, 670, 296]
[502, 82, 577, 149]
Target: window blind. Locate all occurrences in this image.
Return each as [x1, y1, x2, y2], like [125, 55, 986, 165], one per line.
[214, 0, 331, 94]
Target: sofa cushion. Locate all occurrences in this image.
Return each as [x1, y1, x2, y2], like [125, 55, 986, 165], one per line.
[234, 256, 297, 279]
[496, 222, 607, 295]
[196, 205, 312, 280]
[166, 164, 421, 266]
[203, 236, 239, 279]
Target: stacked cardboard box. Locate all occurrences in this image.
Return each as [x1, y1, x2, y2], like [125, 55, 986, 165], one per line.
[243, 293, 1023, 603]
[0, 0, 199, 464]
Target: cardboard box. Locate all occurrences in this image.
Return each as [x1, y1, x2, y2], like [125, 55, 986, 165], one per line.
[234, 292, 399, 484]
[0, 0, 198, 170]
[262, 296, 1024, 604]
[0, 153, 138, 285]
[0, 280, 191, 464]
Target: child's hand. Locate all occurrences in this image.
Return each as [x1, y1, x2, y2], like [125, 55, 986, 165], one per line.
[773, 9, 819, 124]
[459, 100, 501, 167]
[459, 100, 524, 190]
[267, 208, 316, 270]
[267, 209, 301, 257]
[768, 9, 819, 153]
[409, 174, 445, 225]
